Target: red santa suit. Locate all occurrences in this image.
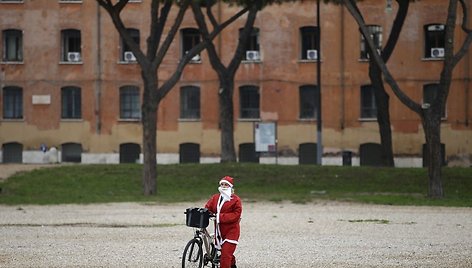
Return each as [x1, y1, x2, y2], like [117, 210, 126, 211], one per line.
[205, 176, 242, 268]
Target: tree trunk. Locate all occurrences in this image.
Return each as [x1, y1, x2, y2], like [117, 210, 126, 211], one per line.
[422, 111, 444, 198]
[219, 78, 237, 162]
[369, 64, 395, 167]
[141, 71, 158, 195]
[189, 2, 258, 163]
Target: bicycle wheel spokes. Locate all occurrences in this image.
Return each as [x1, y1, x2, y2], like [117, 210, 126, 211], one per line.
[182, 239, 203, 268]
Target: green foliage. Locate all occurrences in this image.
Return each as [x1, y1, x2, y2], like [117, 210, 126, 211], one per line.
[0, 164, 471, 206]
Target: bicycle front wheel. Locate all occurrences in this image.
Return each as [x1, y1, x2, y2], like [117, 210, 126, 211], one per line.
[182, 238, 203, 268]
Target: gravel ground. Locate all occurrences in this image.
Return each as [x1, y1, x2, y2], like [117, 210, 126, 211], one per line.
[1, 165, 471, 267]
[0, 201, 471, 268]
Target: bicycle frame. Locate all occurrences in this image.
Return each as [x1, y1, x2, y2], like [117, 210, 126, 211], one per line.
[200, 217, 218, 265]
[183, 216, 219, 268]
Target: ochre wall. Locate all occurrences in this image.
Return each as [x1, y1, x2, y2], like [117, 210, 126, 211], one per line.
[0, 0, 470, 163]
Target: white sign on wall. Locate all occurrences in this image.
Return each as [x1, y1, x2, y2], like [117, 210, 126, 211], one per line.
[254, 122, 276, 152]
[32, 95, 51, 105]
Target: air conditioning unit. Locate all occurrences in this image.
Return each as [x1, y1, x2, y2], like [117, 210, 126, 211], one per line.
[431, 47, 445, 58]
[427, 24, 445, 31]
[67, 52, 81, 62]
[307, 49, 318, 60]
[191, 54, 201, 62]
[246, 50, 260, 61]
[124, 51, 136, 62]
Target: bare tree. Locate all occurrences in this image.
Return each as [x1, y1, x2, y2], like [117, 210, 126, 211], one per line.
[366, 0, 411, 167]
[326, 0, 413, 167]
[97, 0, 250, 194]
[343, 0, 472, 198]
[191, 0, 293, 162]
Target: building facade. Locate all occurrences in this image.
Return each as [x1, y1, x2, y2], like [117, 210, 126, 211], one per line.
[1, 0, 471, 166]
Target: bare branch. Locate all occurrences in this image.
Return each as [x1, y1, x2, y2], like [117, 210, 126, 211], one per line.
[228, 5, 258, 73]
[191, 2, 226, 71]
[206, 0, 219, 28]
[147, 0, 171, 62]
[451, 0, 472, 67]
[96, 0, 146, 65]
[153, 0, 190, 68]
[343, 0, 422, 114]
[459, 0, 471, 33]
[158, 2, 250, 100]
[209, 7, 250, 39]
[382, 0, 409, 62]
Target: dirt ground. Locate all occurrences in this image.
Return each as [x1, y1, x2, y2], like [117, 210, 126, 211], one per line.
[0, 163, 58, 181]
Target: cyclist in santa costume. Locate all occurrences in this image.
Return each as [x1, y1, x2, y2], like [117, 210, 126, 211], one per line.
[205, 176, 242, 268]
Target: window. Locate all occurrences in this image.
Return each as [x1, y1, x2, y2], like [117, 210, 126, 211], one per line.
[121, 28, 139, 62]
[180, 86, 200, 119]
[61, 86, 81, 119]
[2, 86, 23, 119]
[423, 83, 446, 118]
[360, 25, 382, 60]
[3, 29, 23, 62]
[119, 143, 141, 164]
[299, 85, 319, 119]
[120, 86, 140, 119]
[181, 28, 201, 62]
[61, 29, 81, 62]
[240, 27, 260, 61]
[239, 85, 260, 119]
[300, 26, 319, 60]
[424, 24, 445, 58]
[61, 142, 82, 163]
[360, 85, 377, 119]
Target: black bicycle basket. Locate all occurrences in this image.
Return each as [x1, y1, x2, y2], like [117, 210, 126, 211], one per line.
[185, 207, 210, 228]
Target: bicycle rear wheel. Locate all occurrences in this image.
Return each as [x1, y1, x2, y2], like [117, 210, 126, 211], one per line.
[182, 238, 203, 268]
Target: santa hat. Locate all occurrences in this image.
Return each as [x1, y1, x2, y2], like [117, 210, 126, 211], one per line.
[219, 176, 234, 187]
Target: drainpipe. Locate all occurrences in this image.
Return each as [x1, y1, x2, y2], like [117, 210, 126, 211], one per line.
[217, 1, 222, 57]
[340, 4, 345, 130]
[465, 39, 470, 127]
[95, 2, 102, 134]
[316, 0, 323, 165]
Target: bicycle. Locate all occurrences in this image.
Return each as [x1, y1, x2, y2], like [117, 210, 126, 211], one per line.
[182, 207, 220, 268]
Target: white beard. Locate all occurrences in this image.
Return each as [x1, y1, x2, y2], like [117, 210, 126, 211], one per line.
[218, 186, 232, 201]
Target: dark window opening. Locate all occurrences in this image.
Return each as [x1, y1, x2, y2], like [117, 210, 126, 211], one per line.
[61, 29, 81, 62]
[240, 27, 260, 61]
[121, 28, 140, 62]
[423, 83, 446, 118]
[300, 26, 319, 60]
[424, 24, 445, 58]
[299, 85, 319, 119]
[180, 86, 200, 119]
[120, 143, 141, 163]
[239, 86, 260, 119]
[61, 143, 82, 163]
[3, 29, 23, 62]
[2, 86, 23, 119]
[181, 28, 201, 61]
[360, 25, 382, 60]
[61, 86, 81, 119]
[360, 85, 377, 119]
[120, 86, 140, 119]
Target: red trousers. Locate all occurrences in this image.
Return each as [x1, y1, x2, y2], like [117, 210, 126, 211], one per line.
[220, 242, 237, 268]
